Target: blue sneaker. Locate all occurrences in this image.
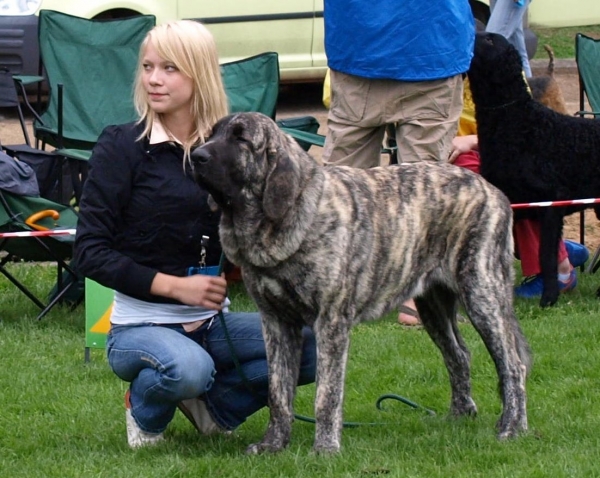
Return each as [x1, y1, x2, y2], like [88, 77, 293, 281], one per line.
[564, 240, 589, 268]
[514, 275, 544, 298]
[515, 270, 578, 299]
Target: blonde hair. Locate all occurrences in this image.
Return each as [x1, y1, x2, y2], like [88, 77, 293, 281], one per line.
[133, 20, 229, 159]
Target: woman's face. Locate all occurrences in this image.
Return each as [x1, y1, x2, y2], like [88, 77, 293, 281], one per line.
[141, 42, 194, 117]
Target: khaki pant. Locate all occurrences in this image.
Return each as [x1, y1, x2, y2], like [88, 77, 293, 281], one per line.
[323, 70, 464, 169]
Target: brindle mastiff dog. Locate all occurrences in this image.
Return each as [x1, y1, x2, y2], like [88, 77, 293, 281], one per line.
[190, 112, 531, 454]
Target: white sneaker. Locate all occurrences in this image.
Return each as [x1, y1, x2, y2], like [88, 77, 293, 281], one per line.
[177, 397, 227, 435]
[125, 390, 164, 448]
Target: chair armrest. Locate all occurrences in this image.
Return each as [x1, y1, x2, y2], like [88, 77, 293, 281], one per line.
[13, 74, 44, 86]
[280, 127, 326, 148]
[12, 74, 45, 125]
[574, 110, 600, 118]
[55, 148, 92, 162]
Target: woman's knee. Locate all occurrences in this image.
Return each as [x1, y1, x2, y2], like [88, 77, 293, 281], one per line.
[158, 337, 217, 398]
[171, 357, 216, 398]
[107, 325, 217, 398]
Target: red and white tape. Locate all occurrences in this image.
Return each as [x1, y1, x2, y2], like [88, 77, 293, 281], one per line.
[0, 228, 76, 239]
[511, 198, 600, 209]
[0, 199, 599, 236]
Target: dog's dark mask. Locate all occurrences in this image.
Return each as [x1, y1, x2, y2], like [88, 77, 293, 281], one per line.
[190, 112, 304, 222]
[190, 113, 278, 215]
[190, 115, 248, 212]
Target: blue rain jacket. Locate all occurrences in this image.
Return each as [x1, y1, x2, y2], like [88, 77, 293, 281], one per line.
[324, 0, 475, 81]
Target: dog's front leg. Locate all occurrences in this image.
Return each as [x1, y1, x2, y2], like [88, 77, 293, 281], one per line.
[246, 318, 303, 455]
[312, 313, 351, 454]
[537, 209, 563, 307]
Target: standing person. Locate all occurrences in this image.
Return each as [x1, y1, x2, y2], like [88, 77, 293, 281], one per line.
[486, 0, 533, 77]
[322, 0, 475, 325]
[73, 20, 316, 449]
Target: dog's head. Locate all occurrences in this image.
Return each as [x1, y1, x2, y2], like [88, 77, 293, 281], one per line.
[468, 32, 530, 107]
[190, 112, 307, 222]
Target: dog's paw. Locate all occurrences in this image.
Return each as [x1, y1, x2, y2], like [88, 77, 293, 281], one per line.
[313, 440, 341, 454]
[496, 406, 528, 440]
[539, 293, 558, 308]
[496, 418, 528, 440]
[450, 396, 478, 417]
[245, 440, 287, 455]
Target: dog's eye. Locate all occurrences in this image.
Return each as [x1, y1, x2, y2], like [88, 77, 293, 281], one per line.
[236, 135, 251, 145]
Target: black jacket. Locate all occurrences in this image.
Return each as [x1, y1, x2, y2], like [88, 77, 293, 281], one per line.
[73, 122, 221, 304]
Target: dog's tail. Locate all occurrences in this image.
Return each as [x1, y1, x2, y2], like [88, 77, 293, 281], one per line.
[543, 44, 556, 77]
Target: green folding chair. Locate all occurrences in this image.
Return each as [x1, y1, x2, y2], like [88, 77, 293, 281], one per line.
[221, 51, 320, 151]
[34, 10, 156, 151]
[0, 189, 80, 320]
[575, 34, 600, 272]
[221, 52, 280, 119]
[575, 33, 600, 120]
[32, 10, 155, 204]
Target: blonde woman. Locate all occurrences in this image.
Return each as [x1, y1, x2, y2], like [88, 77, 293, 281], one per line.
[74, 21, 316, 448]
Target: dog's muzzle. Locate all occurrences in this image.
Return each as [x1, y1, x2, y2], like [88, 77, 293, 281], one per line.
[191, 147, 212, 165]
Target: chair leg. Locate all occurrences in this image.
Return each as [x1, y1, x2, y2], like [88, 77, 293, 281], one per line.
[0, 256, 46, 309]
[0, 235, 80, 320]
[35, 276, 78, 320]
[14, 104, 30, 146]
[579, 209, 586, 272]
[13, 77, 44, 146]
[586, 245, 600, 274]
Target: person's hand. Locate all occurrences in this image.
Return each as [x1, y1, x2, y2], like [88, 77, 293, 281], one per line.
[152, 272, 227, 309]
[448, 135, 478, 163]
[175, 274, 227, 309]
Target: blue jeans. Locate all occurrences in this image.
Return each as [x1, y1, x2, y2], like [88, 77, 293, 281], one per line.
[486, 0, 532, 77]
[106, 312, 316, 433]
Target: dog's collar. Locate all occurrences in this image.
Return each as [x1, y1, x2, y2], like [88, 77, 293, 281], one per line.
[477, 98, 527, 110]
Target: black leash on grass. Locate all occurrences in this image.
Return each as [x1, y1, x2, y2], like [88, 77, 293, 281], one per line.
[214, 253, 436, 427]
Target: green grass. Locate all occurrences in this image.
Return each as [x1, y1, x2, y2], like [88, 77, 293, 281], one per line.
[2, 261, 600, 477]
[531, 24, 600, 58]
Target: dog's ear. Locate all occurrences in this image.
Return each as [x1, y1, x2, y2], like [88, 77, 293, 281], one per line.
[263, 148, 299, 221]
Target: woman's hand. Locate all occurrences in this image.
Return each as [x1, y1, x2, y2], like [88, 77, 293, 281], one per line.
[151, 272, 227, 309]
[448, 135, 478, 163]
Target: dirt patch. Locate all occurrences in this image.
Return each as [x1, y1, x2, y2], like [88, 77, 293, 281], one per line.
[564, 209, 600, 253]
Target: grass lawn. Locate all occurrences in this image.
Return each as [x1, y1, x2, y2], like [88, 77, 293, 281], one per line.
[1, 260, 600, 477]
[531, 24, 600, 58]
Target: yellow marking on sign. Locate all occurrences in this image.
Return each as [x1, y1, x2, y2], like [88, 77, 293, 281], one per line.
[90, 304, 113, 334]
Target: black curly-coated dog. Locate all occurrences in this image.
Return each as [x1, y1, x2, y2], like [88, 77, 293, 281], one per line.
[468, 32, 600, 307]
